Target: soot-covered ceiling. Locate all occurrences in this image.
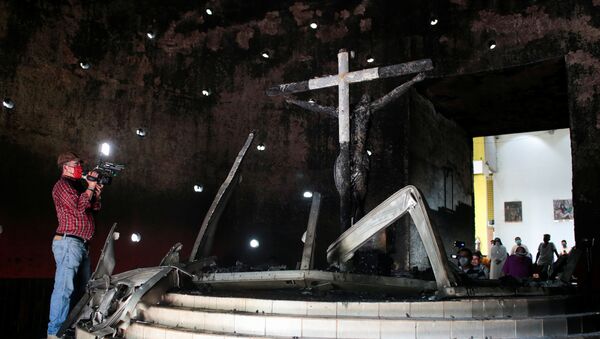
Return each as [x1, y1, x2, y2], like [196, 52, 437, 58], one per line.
[419, 57, 570, 137]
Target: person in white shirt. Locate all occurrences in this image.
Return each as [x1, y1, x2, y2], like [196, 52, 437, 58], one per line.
[510, 236, 532, 259]
[510, 236, 530, 256]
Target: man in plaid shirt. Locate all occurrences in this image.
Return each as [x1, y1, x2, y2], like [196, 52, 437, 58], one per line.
[48, 152, 103, 338]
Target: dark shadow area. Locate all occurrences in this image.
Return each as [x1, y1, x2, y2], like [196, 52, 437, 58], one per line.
[0, 278, 53, 339]
[418, 57, 569, 137]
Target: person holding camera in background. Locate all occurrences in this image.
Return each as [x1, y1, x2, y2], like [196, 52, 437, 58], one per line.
[47, 152, 103, 339]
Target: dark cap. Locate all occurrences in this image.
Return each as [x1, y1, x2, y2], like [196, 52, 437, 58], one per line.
[57, 152, 82, 168]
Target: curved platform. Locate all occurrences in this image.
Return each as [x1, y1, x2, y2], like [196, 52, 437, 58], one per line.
[114, 292, 600, 338]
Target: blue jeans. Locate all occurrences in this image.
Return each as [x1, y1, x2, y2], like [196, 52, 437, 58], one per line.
[47, 237, 90, 335]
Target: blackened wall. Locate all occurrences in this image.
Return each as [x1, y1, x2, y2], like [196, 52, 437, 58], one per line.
[406, 91, 473, 270]
[0, 0, 598, 289]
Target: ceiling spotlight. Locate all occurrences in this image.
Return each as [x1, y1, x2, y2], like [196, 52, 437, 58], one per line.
[488, 40, 497, 50]
[303, 191, 313, 199]
[2, 98, 15, 109]
[430, 18, 438, 26]
[261, 51, 270, 59]
[366, 56, 375, 63]
[367, 149, 372, 156]
[310, 22, 318, 29]
[79, 61, 91, 70]
[205, 8, 213, 15]
[131, 232, 141, 243]
[136, 128, 147, 137]
[100, 142, 110, 156]
[249, 239, 260, 248]
[201, 89, 211, 96]
[256, 143, 266, 151]
[146, 31, 156, 39]
[193, 184, 204, 193]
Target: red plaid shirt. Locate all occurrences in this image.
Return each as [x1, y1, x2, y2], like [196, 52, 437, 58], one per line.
[52, 176, 101, 241]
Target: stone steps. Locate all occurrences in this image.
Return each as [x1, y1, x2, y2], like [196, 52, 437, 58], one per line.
[156, 293, 588, 319]
[121, 293, 600, 338]
[127, 308, 600, 338]
[126, 322, 281, 339]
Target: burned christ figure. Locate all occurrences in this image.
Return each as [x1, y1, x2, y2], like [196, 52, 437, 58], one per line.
[287, 73, 425, 222]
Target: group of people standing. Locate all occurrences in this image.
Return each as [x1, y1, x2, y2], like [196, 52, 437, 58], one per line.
[456, 234, 571, 281]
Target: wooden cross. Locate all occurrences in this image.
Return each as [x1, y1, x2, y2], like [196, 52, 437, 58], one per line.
[267, 50, 433, 232]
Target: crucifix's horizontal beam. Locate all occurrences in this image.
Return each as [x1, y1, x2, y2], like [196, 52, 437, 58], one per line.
[266, 59, 433, 96]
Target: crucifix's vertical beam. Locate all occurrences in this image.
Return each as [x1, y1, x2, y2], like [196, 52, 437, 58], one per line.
[336, 50, 352, 232]
[338, 51, 350, 144]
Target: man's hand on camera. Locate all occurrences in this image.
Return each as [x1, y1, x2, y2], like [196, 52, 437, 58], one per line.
[95, 184, 104, 199]
[86, 171, 98, 189]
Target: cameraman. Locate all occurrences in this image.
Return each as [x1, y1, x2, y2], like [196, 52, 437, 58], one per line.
[47, 152, 103, 339]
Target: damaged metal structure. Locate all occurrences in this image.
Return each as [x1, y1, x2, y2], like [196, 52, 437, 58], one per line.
[57, 223, 191, 338]
[63, 130, 577, 338]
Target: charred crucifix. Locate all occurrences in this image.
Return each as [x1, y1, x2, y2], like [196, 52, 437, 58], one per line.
[267, 50, 432, 232]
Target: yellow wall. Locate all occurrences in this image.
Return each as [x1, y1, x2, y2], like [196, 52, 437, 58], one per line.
[473, 137, 485, 162]
[473, 137, 490, 255]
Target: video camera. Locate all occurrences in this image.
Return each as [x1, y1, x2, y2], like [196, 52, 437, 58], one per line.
[453, 240, 466, 249]
[83, 161, 125, 185]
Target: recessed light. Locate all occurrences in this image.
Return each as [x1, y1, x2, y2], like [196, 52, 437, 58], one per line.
[136, 128, 147, 137]
[430, 18, 438, 26]
[202, 89, 211, 96]
[310, 22, 318, 29]
[193, 184, 204, 193]
[366, 56, 375, 63]
[2, 98, 14, 109]
[131, 233, 141, 242]
[261, 51, 270, 59]
[488, 40, 497, 50]
[146, 31, 156, 39]
[206, 8, 213, 15]
[250, 239, 259, 248]
[367, 150, 372, 156]
[257, 143, 266, 151]
[303, 191, 313, 198]
[79, 61, 91, 70]
[308, 98, 315, 104]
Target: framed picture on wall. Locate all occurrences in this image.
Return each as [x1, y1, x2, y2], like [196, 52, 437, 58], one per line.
[504, 201, 522, 222]
[553, 199, 574, 220]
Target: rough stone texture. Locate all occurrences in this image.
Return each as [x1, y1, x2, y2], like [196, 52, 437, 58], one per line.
[0, 0, 598, 289]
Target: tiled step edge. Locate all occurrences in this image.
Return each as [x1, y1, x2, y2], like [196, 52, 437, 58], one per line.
[161, 293, 582, 319]
[126, 322, 279, 339]
[137, 305, 600, 338]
